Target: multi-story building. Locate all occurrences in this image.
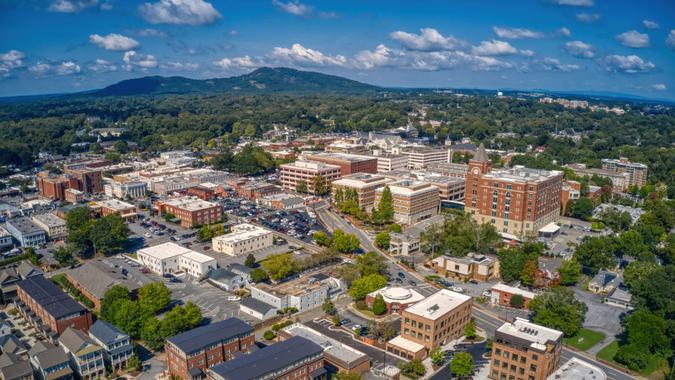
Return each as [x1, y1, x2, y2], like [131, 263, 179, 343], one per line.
[151, 177, 198, 195]
[489, 318, 563, 380]
[4, 218, 47, 248]
[248, 271, 343, 313]
[375, 154, 408, 173]
[0, 227, 12, 251]
[59, 327, 105, 380]
[37, 168, 103, 201]
[426, 162, 469, 178]
[15, 276, 93, 337]
[165, 318, 255, 380]
[187, 186, 216, 201]
[206, 336, 325, 380]
[258, 193, 305, 210]
[235, 181, 281, 201]
[565, 164, 631, 192]
[104, 176, 147, 199]
[402, 147, 450, 169]
[365, 286, 425, 315]
[331, 173, 390, 210]
[547, 358, 606, 380]
[601, 158, 648, 188]
[178, 250, 217, 278]
[0, 261, 42, 303]
[64, 188, 84, 204]
[65, 260, 141, 312]
[303, 152, 378, 175]
[211, 224, 274, 256]
[88, 320, 133, 370]
[29, 341, 74, 380]
[279, 161, 341, 194]
[423, 175, 466, 202]
[94, 199, 138, 221]
[431, 253, 498, 282]
[155, 197, 222, 228]
[387, 289, 472, 359]
[490, 283, 536, 309]
[374, 179, 440, 225]
[64, 168, 104, 194]
[137, 242, 216, 277]
[560, 181, 581, 214]
[31, 213, 67, 242]
[465, 144, 563, 238]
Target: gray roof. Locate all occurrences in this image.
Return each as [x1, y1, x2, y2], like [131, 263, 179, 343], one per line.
[0, 335, 28, 355]
[6, 217, 44, 235]
[208, 336, 323, 380]
[30, 342, 70, 369]
[59, 327, 100, 354]
[240, 297, 275, 314]
[167, 318, 253, 355]
[229, 263, 252, 274]
[590, 270, 618, 287]
[67, 260, 141, 300]
[0, 353, 32, 380]
[0, 261, 42, 285]
[210, 269, 240, 281]
[89, 320, 128, 345]
[16, 276, 87, 320]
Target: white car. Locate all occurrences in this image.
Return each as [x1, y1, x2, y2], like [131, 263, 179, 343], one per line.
[482, 290, 492, 297]
[227, 296, 241, 301]
[144, 233, 152, 238]
[451, 286, 464, 293]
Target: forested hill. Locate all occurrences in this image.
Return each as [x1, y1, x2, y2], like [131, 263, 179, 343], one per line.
[94, 67, 381, 96]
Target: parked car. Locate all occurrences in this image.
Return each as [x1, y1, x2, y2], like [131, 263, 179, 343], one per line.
[451, 286, 464, 293]
[482, 290, 492, 297]
[226, 296, 241, 301]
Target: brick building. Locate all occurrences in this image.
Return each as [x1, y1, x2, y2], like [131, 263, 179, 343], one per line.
[374, 179, 440, 225]
[155, 197, 222, 228]
[166, 318, 255, 380]
[37, 168, 103, 201]
[331, 173, 390, 210]
[187, 186, 216, 201]
[489, 318, 563, 380]
[490, 283, 536, 309]
[279, 161, 341, 194]
[601, 158, 648, 188]
[431, 253, 498, 282]
[365, 286, 425, 315]
[303, 152, 377, 175]
[235, 181, 281, 201]
[465, 144, 563, 238]
[94, 199, 138, 221]
[65, 260, 140, 312]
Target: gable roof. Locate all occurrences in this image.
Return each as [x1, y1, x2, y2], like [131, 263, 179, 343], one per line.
[59, 327, 101, 354]
[167, 318, 253, 355]
[30, 342, 70, 369]
[67, 260, 141, 300]
[89, 320, 128, 345]
[16, 276, 86, 320]
[240, 297, 275, 315]
[0, 353, 32, 380]
[0, 335, 28, 355]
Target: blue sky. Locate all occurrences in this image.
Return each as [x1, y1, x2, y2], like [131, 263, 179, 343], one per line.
[1, 0, 674, 99]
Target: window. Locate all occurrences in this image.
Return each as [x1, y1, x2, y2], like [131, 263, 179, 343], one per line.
[531, 354, 538, 361]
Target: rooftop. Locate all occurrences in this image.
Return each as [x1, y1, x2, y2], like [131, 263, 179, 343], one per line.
[404, 289, 471, 320]
[213, 224, 272, 244]
[240, 297, 275, 314]
[180, 250, 216, 264]
[484, 165, 563, 183]
[96, 199, 135, 211]
[67, 260, 142, 299]
[5, 218, 44, 235]
[280, 160, 341, 172]
[378, 179, 439, 196]
[31, 213, 66, 227]
[282, 323, 368, 365]
[305, 152, 376, 163]
[368, 286, 425, 304]
[387, 335, 426, 353]
[160, 196, 219, 211]
[137, 242, 193, 260]
[548, 358, 607, 380]
[166, 318, 253, 355]
[89, 320, 128, 345]
[491, 283, 536, 299]
[17, 276, 86, 320]
[331, 173, 390, 189]
[496, 318, 563, 351]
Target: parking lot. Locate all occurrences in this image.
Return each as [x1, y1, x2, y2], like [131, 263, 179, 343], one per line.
[543, 217, 604, 258]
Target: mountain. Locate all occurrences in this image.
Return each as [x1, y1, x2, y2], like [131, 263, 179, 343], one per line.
[93, 67, 380, 96]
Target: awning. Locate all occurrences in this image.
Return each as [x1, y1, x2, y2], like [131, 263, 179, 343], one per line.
[539, 223, 560, 234]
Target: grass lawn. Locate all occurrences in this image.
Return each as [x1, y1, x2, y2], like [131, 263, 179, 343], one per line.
[596, 340, 670, 377]
[596, 340, 619, 362]
[563, 328, 605, 351]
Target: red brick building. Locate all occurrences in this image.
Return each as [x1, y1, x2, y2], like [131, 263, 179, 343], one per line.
[15, 276, 93, 338]
[490, 283, 536, 309]
[166, 318, 255, 380]
[37, 168, 104, 201]
[236, 181, 281, 201]
[465, 144, 563, 237]
[303, 152, 378, 175]
[155, 196, 222, 228]
[187, 186, 216, 201]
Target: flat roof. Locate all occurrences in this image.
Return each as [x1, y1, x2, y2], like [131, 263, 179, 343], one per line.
[404, 289, 471, 320]
[483, 165, 563, 183]
[378, 179, 438, 196]
[491, 283, 536, 298]
[280, 160, 341, 171]
[496, 318, 563, 350]
[138, 242, 192, 260]
[97, 199, 135, 211]
[213, 224, 272, 244]
[32, 213, 66, 227]
[539, 223, 560, 234]
[160, 196, 218, 211]
[282, 323, 367, 364]
[331, 174, 390, 189]
[368, 286, 425, 304]
[548, 358, 607, 380]
[180, 250, 216, 264]
[387, 335, 425, 353]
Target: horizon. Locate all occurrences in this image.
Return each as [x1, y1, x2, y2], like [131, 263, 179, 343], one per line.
[1, 0, 674, 100]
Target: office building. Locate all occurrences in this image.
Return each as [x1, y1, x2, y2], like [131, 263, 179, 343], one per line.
[94, 199, 138, 221]
[547, 358, 606, 380]
[31, 213, 67, 242]
[104, 176, 147, 199]
[375, 154, 408, 173]
[279, 161, 341, 194]
[249, 271, 343, 313]
[489, 318, 563, 380]
[402, 147, 450, 169]
[65, 260, 141, 312]
[211, 224, 274, 256]
[178, 250, 217, 278]
[601, 158, 648, 188]
[374, 179, 440, 224]
[387, 289, 472, 359]
[187, 186, 216, 201]
[331, 173, 390, 210]
[4, 218, 47, 248]
[137, 242, 216, 277]
[565, 164, 631, 192]
[59, 327, 105, 380]
[432, 253, 498, 282]
[303, 152, 377, 175]
[365, 286, 425, 315]
[88, 320, 133, 370]
[426, 162, 469, 178]
[165, 318, 255, 380]
[465, 144, 563, 238]
[65, 168, 104, 194]
[258, 193, 305, 210]
[206, 336, 325, 380]
[423, 175, 466, 202]
[64, 188, 84, 204]
[155, 197, 222, 228]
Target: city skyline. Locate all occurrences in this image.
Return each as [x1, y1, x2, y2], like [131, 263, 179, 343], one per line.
[0, 0, 674, 100]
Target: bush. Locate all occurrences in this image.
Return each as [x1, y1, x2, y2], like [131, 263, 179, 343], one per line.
[52, 274, 95, 309]
[271, 320, 293, 332]
[372, 294, 387, 315]
[355, 300, 368, 310]
[509, 294, 525, 309]
[263, 330, 276, 340]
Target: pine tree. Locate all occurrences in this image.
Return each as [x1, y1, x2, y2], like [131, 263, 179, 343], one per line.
[377, 185, 394, 223]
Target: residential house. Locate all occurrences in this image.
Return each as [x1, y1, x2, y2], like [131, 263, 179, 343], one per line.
[88, 320, 133, 370]
[59, 327, 105, 380]
[29, 341, 74, 380]
[0, 353, 33, 380]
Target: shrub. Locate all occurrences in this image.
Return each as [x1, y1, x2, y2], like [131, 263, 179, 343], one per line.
[263, 330, 276, 340]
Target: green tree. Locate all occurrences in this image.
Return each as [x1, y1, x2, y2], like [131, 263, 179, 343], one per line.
[464, 319, 477, 340]
[355, 251, 387, 276]
[250, 268, 268, 283]
[296, 180, 308, 194]
[567, 197, 594, 220]
[138, 282, 171, 315]
[450, 352, 474, 379]
[261, 253, 299, 281]
[312, 231, 331, 246]
[322, 299, 337, 316]
[372, 294, 387, 315]
[348, 274, 387, 300]
[263, 330, 276, 340]
[377, 185, 394, 223]
[311, 175, 329, 196]
[337, 264, 360, 286]
[140, 317, 164, 351]
[573, 236, 617, 273]
[335, 371, 363, 380]
[89, 214, 130, 255]
[114, 140, 129, 154]
[109, 299, 144, 337]
[398, 358, 426, 379]
[498, 241, 542, 282]
[615, 309, 670, 371]
[374, 231, 390, 249]
[101, 285, 130, 321]
[162, 212, 176, 222]
[244, 253, 257, 268]
[127, 353, 142, 372]
[509, 294, 525, 309]
[529, 287, 588, 337]
[558, 259, 582, 285]
[331, 230, 360, 254]
[53, 245, 76, 266]
[388, 223, 402, 233]
[429, 347, 444, 366]
[196, 225, 213, 242]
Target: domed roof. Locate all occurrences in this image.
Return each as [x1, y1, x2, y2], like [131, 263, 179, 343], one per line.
[383, 287, 413, 301]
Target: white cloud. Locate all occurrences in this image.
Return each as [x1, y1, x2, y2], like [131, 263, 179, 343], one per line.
[139, 0, 221, 25]
[390, 28, 465, 51]
[271, 43, 348, 67]
[89, 33, 140, 51]
[600, 55, 655, 73]
[550, 0, 593, 6]
[651, 84, 667, 91]
[272, 0, 312, 17]
[354, 45, 403, 69]
[29, 61, 81, 76]
[319, 11, 338, 19]
[493, 26, 544, 39]
[471, 40, 517, 56]
[137, 28, 167, 38]
[47, 0, 98, 12]
[642, 20, 659, 29]
[123, 50, 158, 70]
[0, 50, 25, 76]
[161, 62, 199, 71]
[575, 13, 600, 22]
[538, 57, 580, 72]
[214, 55, 265, 70]
[616, 30, 649, 48]
[667, 30, 675, 49]
[89, 59, 117, 73]
[558, 27, 571, 37]
[520, 49, 535, 57]
[565, 40, 594, 58]
[55, 61, 81, 75]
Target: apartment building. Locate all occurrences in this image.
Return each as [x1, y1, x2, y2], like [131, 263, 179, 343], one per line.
[65, 168, 104, 194]
[206, 336, 325, 380]
[15, 276, 93, 337]
[104, 176, 147, 199]
[565, 164, 631, 192]
[402, 147, 450, 169]
[331, 173, 390, 210]
[165, 318, 255, 380]
[423, 175, 466, 202]
[431, 253, 498, 282]
[387, 289, 472, 359]
[465, 144, 563, 238]
[4, 218, 47, 248]
[375, 154, 408, 173]
[59, 327, 105, 380]
[38, 168, 104, 201]
[66, 260, 141, 312]
[489, 318, 563, 380]
[303, 152, 378, 175]
[31, 213, 67, 241]
[88, 320, 133, 370]
[29, 341, 74, 380]
[211, 224, 274, 256]
[374, 180, 440, 224]
[601, 158, 648, 188]
[155, 196, 222, 228]
[279, 161, 341, 194]
[65, 188, 84, 204]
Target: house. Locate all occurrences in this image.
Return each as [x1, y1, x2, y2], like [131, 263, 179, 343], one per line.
[0, 353, 33, 380]
[0, 335, 29, 357]
[0, 322, 11, 338]
[208, 269, 244, 291]
[29, 341, 74, 380]
[431, 253, 498, 282]
[65, 260, 142, 312]
[239, 298, 277, 321]
[605, 284, 633, 310]
[588, 270, 619, 294]
[88, 320, 133, 370]
[59, 327, 105, 380]
[0, 261, 43, 303]
[228, 264, 253, 282]
[490, 283, 536, 309]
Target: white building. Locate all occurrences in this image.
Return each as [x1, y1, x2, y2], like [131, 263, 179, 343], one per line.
[249, 272, 344, 313]
[104, 178, 147, 199]
[548, 358, 606, 380]
[178, 250, 217, 278]
[375, 154, 408, 173]
[137, 242, 189, 275]
[31, 213, 68, 241]
[211, 224, 274, 256]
